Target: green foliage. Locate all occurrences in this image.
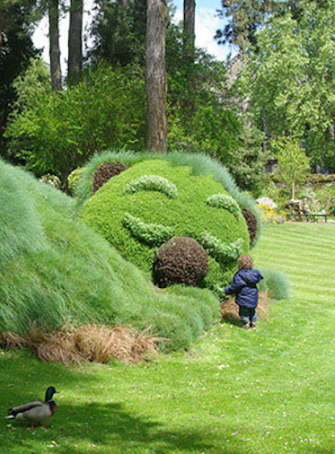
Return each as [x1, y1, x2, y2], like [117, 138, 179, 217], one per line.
[67, 167, 86, 196]
[242, 1, 335, 172]
[271, 137, 310, 199]
[40, 174, 61, 189]
[11, 57, 51, 110]
[0, 159, 219, 350]
[124, 175, 178, 199]
[5, 64, 146, 183]
[206, 193, 241, 219]
[196, 232, 243, 263]
[316, 185, 335, 211]
[80, 158, 250, 294]
[88, 0, 147, 66]
[228, 123, 266, 195]
[122, 213, 174, 246]
[89, 2, 243, 167]
[0, 2, 39, 157]
[258, 268, 291, 300]
[76, 151, 263, 246]
[0, 158, 47, 262]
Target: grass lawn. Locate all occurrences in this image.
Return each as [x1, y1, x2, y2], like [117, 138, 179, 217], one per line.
[1, 222, 335, 454]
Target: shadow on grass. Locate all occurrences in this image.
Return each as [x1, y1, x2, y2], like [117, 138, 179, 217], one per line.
[0, 351, 238, 454]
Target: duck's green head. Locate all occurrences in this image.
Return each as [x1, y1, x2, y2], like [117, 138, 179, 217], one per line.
[45, 386, 57, 401]
[81, 159, 250, 295]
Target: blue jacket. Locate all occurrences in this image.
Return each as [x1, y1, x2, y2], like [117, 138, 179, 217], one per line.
[224, 269, 263, 308]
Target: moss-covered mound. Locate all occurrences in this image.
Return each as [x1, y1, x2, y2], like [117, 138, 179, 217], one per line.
[0, 158, 219, 351]
[80, 159, 250, 294]
[153, 236, 209, 287]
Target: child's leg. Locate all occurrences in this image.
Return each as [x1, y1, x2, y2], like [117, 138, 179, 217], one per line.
[238, 306, 250, 328]
[249, 308, 257, 328]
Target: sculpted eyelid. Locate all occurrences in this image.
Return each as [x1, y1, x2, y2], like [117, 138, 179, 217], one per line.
[124, 175, 178, 199]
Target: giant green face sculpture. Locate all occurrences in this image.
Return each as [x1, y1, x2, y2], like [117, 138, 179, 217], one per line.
[81, 160, 250, 295]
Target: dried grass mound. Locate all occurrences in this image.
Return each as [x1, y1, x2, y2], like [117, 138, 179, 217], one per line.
[220, 291, 269, 323]
[1, 324, 162, 366]
[0, 331, 25, 350]
[153, 236, 209, 288]
[242, 208, 258, 246]
[92, 162, 128, 194]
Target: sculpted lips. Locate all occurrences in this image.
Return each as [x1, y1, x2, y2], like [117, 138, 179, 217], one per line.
[122, 176, 244, 263]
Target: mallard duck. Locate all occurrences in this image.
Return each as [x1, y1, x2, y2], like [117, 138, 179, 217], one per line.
[5, 386, 58, 427]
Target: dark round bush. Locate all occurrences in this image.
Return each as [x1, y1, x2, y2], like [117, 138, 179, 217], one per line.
[242, 207, 258, 246]
[92, 162, 128, 194]
[153, 236, 209, 288]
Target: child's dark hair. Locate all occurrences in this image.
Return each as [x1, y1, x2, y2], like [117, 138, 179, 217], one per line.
[238, 255, 253, 270]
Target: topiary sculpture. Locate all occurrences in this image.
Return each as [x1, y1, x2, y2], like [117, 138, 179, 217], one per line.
[153, 236, 209, 287]
[92, 162, 128, 194]
[81, 159, 250, 296]
[241, 207, 258, 246]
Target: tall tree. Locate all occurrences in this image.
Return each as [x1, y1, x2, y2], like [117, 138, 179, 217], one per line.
[68, 0, 83, 83]
[183, 0, 195, 49]
[216, 0, 328, 51]
[146, 0, 167, 153]
[0, 0, 38, 156]
[48, 0, 62, 90]
[241, 0, 335, 171]
[88, 0, 147, 66]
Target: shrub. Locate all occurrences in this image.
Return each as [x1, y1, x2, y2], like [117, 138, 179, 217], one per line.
[80, 158, 250, 295]
[153, 237, 209, 287]
[258, 268, 291, 300]
[67, 167, 86, 196]
[5, 65, 146, 184]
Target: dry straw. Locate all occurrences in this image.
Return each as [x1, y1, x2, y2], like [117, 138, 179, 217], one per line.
[220, 291, 269, 322]
[0, 324, 164, 366]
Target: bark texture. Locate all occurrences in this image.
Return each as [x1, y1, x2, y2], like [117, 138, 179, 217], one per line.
[68, 0, 83, 84]
[146, 0, 167, 154]
[183, 0, 195, 48]
[48, 0, 62, 91]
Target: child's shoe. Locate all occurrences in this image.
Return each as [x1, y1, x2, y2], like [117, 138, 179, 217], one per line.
[242, 323, 249, 330]
[249, 322, 257, 329]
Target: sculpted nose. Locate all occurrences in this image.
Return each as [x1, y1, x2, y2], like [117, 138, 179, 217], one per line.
[153, 236, 209, 288]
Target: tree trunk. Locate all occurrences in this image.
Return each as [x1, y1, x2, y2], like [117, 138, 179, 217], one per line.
[146, 0, 167, 154]
[183, 0, 195, 49]
[0, 10, 3, 50]
[68, 0, 83, 84]
[48, 0, 62, 91]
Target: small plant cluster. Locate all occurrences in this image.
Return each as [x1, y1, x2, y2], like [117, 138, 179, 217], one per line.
[206, 193, 241, 219]
[257, 203, 287, 225]
[196, 231, 243, 263]
[122, 213, 174, 247]
[124, 175, 178, 199]
[68, 167, 85, 196]
[40, 174, 61, 189]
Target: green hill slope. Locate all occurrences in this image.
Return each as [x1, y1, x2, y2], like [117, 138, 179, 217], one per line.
[0, 159, 218, 350]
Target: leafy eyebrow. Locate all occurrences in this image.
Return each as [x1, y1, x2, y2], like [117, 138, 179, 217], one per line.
[206, 194, 241, 219]
[124, 175, 178, 199]
[122, 213, 174, 246]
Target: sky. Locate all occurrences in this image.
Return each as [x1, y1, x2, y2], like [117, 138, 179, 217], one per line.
[33, 0, 231, 73]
